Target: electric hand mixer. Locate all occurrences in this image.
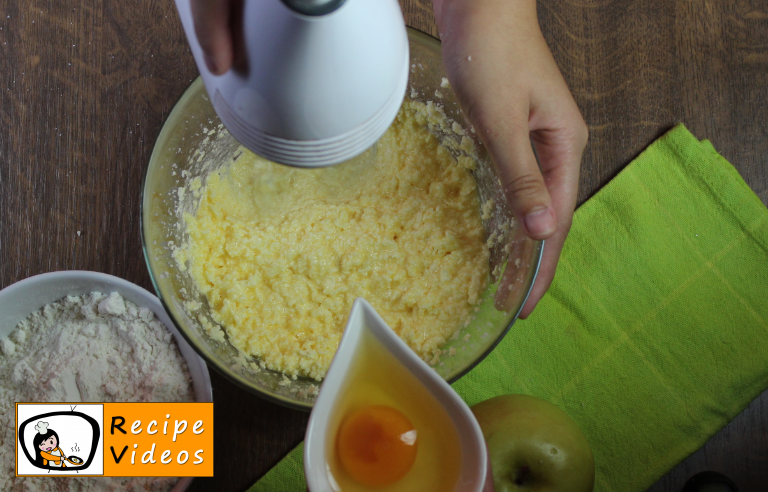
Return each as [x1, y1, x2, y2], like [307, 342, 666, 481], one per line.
[175, 0, 410, 167]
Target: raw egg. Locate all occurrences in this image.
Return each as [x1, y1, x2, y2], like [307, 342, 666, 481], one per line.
[337, 405, 418, 487]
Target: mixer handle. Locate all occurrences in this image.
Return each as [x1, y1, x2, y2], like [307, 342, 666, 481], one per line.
[281, 0, 346, 16]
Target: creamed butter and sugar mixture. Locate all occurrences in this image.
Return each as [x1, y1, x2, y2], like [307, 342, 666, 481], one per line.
[178, 100, 490, 380]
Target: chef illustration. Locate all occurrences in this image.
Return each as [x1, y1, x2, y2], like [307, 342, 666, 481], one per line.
[33, 421, 67, 468]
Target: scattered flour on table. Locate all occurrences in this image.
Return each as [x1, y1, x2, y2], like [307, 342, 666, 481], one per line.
[0, 292, 195, 491]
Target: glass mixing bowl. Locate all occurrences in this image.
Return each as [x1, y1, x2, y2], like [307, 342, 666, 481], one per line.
[142, 27, 544, 410]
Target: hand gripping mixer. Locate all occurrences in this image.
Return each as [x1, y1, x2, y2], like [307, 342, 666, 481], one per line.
[175, 0, 410, 167]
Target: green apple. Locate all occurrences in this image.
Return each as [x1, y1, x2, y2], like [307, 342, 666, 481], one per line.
[471, 394, 595, 492]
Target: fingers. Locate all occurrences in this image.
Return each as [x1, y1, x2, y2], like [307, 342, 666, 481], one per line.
[518, 215, 567, 319]
[444, 26, 557, 239]
[457, 81, 558, 241]
[190, 0, 234, 75]
[492, 121, 558, 240]
[519, 112, 587, 319]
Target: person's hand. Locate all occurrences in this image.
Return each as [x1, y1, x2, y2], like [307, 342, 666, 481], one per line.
[190, 0, 587, 318]
[189, 0, 241, 75]
[433, 0, 587, 318]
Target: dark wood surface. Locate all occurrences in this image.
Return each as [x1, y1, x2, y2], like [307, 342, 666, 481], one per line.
[0, 0, 765, 490]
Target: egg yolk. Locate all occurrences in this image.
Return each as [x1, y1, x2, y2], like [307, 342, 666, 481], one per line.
[337, 405, 418, 487]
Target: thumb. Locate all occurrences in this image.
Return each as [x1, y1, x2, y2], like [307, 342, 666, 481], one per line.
[191, 0, 234, 75]
[475, 106, 556, 240]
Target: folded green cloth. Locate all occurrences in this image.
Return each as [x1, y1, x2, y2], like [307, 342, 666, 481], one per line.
[251, 124, 768, 492]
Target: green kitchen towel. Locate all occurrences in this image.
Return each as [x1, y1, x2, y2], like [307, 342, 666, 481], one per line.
[251, 124, 768, 492]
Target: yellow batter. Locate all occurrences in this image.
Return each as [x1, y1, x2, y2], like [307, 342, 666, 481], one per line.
[178, 101, 489, 380]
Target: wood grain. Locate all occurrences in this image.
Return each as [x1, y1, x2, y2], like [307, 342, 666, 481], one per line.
[0, 0, 765, 490]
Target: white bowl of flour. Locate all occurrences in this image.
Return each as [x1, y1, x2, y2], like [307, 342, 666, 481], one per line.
[0, 271, 212, 491]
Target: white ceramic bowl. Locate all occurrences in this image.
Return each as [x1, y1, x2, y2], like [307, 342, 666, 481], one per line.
[304, 299, 487, 492]
[0, 270, 213, 492]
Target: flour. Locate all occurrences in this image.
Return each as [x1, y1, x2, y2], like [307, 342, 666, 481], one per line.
[0, 292, 195, 491]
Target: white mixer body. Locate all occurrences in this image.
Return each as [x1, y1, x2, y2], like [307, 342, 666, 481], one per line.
[175, 0, 410, 167]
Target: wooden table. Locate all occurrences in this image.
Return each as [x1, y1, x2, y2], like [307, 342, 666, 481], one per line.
[1, 0, 766, 490]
